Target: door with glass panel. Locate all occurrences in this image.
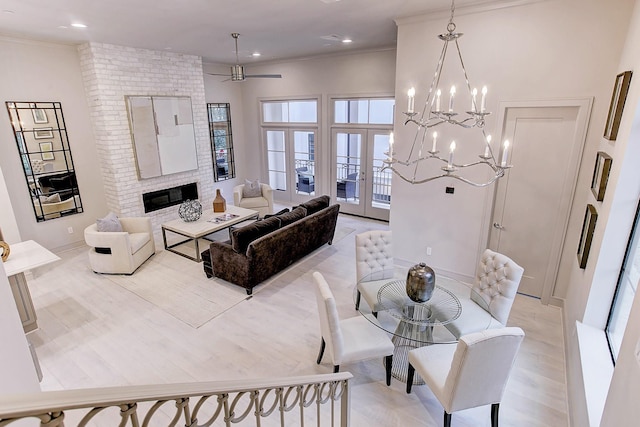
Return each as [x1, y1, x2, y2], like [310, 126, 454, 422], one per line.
[262, 99, 318, 203]
[265, 128, 317, 202]
[333, 129, 391, 221]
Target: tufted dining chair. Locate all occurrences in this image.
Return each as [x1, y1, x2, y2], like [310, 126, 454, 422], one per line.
[354, 230, 394, 315]
[406, 327, 525, 427]
[442, 249, 524, 338]
[313, 272, 395, 385]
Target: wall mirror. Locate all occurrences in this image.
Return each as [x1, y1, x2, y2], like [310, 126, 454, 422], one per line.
[126, 96, 198, 179]
[207, 103, 235, 181]
[6, 101, 84, 222]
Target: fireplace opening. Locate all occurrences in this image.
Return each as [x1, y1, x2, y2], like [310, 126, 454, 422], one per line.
[143, 182, 198, 213]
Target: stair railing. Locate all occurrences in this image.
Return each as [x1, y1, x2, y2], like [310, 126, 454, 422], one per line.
[0, 372, 352, 427]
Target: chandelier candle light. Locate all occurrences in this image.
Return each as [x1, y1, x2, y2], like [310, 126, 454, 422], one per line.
[384, 0, 512, 187]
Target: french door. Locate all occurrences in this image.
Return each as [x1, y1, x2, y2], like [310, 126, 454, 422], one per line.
[265, 128, 317, 203]
[332, 128, 391, 221]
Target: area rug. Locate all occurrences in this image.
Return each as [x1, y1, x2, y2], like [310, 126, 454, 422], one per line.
[107, 250, 249, 329]
[333, 226, 355, 243]
[108, 226, 355, 328]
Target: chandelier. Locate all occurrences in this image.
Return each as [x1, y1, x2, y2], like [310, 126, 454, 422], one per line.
[384, 0, 511, 187]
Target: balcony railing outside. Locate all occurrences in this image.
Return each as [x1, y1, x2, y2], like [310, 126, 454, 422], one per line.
[0, 373, 352, 427]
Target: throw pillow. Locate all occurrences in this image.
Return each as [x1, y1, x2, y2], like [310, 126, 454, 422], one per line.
[96, 212, 123, 232]
[277, 207, 307, 227]
[39, 193, 61, 204]
[299, 195, 330, 215]
[242, 179, 262, 198]
[231, 216, 281, 253]
[263, 208, 290, 219]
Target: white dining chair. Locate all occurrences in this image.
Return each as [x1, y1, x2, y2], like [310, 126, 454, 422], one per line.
[354, 230, 394, 315]
[442, 249, 524, 338]
[406, 327, 525, 427]
[312, 271, 395, 385]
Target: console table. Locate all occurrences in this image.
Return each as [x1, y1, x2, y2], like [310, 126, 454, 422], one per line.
[3, 240, 60, 333]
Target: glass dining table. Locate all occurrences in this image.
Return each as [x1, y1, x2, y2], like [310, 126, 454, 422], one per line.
[354, 267, 492, 383]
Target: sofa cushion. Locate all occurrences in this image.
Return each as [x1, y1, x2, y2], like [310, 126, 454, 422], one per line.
[278, 206, 307, 227]
[231, 216, 281, 253]
[96, 212, 123, 232]
[242, 179, 262, 198]
[298, 195, 330, 215]
[264, 208, 289, 219]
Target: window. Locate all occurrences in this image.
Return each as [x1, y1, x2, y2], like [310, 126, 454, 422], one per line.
[334, 98, 395, 124]
[606, 198, 640, 361]
[207, 103, 235, 181]
[262, 100, 317, 123]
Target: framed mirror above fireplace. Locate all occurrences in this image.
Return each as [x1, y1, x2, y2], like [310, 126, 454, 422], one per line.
[6, 101, 84, 222]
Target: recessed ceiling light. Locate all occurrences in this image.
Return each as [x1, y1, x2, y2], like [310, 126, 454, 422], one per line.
[252, 52, 261, 57]
[71, 23, 87, 28]
[342, 38, 352, 44]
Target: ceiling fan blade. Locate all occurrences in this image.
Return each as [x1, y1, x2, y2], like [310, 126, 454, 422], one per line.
[206, 72, 231, 76]
[244, 74, 283, 79]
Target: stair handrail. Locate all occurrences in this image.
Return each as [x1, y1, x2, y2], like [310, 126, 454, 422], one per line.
[0, 372, 352, 427]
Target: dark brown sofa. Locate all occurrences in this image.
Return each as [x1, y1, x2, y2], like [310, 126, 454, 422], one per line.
[203, 195, 340, 295]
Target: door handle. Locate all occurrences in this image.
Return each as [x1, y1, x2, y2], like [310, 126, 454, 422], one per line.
[493, 222, 504, 230]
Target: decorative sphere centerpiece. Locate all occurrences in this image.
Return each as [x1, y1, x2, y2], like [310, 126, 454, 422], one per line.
[406, 262, 436, 302]
[178, 199, 202, 222]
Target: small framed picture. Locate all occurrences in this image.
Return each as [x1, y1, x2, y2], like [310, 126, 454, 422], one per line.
[33, 127, 54, 139]
[39, 142, 54, 160]
[591, 152, 612, 201]
[30, 104, 48, 124]
[577, 204, 598, 269]
[604, 71, 632, 141]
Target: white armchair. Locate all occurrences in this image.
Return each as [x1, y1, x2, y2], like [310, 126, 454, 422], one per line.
[406, 327, 525, 427]
[233, 183, 274, 217]
[313, 271, 395, 385]
[84, 217, 155, 275]
[354, 230, 394, 315]
[441, 249, 524, 338]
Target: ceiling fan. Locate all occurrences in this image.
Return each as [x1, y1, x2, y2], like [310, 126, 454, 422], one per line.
[207, 33, 282, 82]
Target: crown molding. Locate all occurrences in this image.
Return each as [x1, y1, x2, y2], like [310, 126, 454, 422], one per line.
[395, 0, 548, 26]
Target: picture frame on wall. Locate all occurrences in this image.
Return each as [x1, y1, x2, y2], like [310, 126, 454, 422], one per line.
[604, 70, 632, 140]
[33, 127, 54, 139]
[39, 142, 54, 160]
[577, 204, 598, 269]
[591, 151, 612, 201]
[30, 103, 48, 124]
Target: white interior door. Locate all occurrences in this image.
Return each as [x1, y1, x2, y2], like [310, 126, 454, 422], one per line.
[489, 100, 591, 302]
[332, 129, 391, 221]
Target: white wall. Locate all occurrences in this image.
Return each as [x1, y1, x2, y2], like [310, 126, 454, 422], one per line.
[0, 165, 21, 243]
[394, 1, 636, 425]
[393, 0, 633, 280]
[202, 63, 247, 201]
[0, 37, 108, 250]
[0, 262, 40, 394]
[227, 49, 397, 195]
[78, 43, 215, 230]
[588, 1, 640, 425]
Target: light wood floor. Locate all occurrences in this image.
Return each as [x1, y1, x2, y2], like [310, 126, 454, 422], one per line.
[25, 212, 568, 426]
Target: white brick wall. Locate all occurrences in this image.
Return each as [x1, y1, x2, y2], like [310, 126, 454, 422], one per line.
[77, 42, 214, 230]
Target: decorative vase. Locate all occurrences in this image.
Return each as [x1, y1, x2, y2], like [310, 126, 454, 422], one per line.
[406, 262, 436, 302]
[213, 189, 226, 213]
[178, 199, 202, 222]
